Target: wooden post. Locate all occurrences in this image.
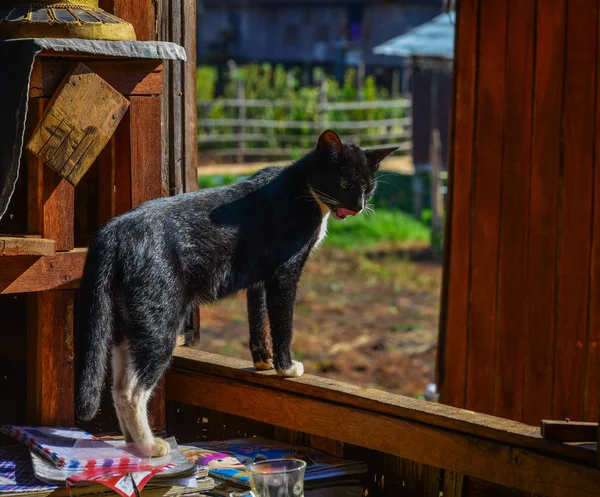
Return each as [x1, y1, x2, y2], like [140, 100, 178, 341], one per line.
[236, 77, 245, 164]
[430, 128, 444, 258]
[26, 97, 76, 426]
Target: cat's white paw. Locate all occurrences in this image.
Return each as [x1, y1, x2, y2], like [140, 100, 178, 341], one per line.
[254, 359, 274, 371]
[277, 360, 304, 378]
[152, 437, 171, 457]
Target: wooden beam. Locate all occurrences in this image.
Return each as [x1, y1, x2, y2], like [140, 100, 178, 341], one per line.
[130, 96, 162, 206]
[541, 420, 598, 442]
[30, 59, 163, 98]
[26, 98, 75, 251]
[170, 348, 595, 467]
[166, 364, 600, 497]
[0, 237, 55, 257]
[0, 249, 86, 294]
[28, 290, 75, 426]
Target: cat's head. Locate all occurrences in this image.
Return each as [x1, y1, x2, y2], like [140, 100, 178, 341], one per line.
[308, 130, 398, 220]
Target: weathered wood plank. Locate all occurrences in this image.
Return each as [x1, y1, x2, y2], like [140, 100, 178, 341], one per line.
[26, 63, 129, 187]
[129, 96, 162, 207]
[30, 59, 163, 98]
[466, 0, 507, 415]
[0, 249, 86, 294]
[27, 290, 75, 426]
[442, 471, 466, 497]
[308, 435, 344, 458]
[96, 138, 116, 226]
[438, 0, 478, 409]
[183, 0, 197, 194]
[588, 0, 600, 428]
[494, 0, 535, 422]
[169, 0, 184, 196]
[26, 97, 75, 251]
[541, 420, 598, 442]
[166, 364, 600, 497]
[554, 0, 598, 421]
[171, 348, 595, 466]
[111, 0, 156, 41]
[524, 0, 566, 427]
[0, 237, 55, 257]
[114, 108, 132, 216]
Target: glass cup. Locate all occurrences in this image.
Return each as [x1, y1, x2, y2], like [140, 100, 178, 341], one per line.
[229, 458, 307, 497]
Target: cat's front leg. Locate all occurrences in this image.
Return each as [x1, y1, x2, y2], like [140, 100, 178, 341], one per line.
[247, 283, 274, 370]
[265, 273, 304, 377]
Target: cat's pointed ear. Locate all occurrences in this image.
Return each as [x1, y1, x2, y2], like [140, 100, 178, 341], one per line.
[317, 130, 343, 159]
[365, 146, 399, 171]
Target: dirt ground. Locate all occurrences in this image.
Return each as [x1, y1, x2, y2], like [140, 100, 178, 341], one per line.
[194, 244, 442, 398]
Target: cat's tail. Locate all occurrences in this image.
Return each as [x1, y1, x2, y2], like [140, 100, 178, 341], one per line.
[76, 234, 116, 422]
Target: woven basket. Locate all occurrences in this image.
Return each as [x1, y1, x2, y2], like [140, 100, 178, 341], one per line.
[0, 0, 136, 41]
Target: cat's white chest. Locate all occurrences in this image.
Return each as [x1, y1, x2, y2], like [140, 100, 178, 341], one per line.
[313, 213, 330, 251]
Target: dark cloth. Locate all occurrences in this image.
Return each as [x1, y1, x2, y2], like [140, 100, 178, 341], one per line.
[0, 38, 186, 220]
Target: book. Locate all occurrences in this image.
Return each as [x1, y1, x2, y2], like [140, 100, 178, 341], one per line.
[176, 446, 210, 479]
[187, 437, 367, 487]
[1, 426, 146, 470]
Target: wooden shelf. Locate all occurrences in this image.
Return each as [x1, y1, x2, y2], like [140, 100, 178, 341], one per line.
[0, 236, 55, 257]
[0, 248, 86, 294]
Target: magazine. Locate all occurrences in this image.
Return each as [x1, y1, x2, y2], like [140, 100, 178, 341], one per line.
[0, 441, 213, 497]
[1, 426, 147, 470]
[0, 445, 57, 494]
[30, 438, 197, 485]
[187, 437, 367, 487]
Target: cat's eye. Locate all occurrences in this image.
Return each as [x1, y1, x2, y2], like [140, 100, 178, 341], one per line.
[340, 183, 349, 190]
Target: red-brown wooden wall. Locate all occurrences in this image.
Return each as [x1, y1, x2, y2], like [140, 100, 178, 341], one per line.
[438, 0, 600, 424]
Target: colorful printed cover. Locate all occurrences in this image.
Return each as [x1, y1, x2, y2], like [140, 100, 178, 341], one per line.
[67, 464, 174, 497]
[0, 445, 57, 494]
[1, 426, 146, 470]
[30, 437, 196, 485]
[188, 437, 367, 487]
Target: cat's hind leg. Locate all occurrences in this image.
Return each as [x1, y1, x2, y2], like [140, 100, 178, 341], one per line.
[247, 283, 274, 371]
[112, 341, 174, 457]
[112, 345, 132, 442]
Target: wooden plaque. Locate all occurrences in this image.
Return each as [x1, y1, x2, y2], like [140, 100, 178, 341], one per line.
[26, 62, 129, 186]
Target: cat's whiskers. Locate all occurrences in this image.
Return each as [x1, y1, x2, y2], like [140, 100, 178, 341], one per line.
[364, 203, 376, 220]
[310, 187, 343, 207]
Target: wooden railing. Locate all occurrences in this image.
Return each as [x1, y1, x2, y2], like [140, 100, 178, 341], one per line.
[197, 88, 412, 164]
[166, 348, 600, 497]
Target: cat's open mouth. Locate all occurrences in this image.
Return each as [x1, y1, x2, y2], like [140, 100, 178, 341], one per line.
[332, 208, 358, 220]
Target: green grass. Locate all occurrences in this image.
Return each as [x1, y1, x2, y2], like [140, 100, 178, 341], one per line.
[325, 209, 430, 250]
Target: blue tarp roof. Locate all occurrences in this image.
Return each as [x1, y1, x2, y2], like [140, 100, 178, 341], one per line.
[373, 11, 455, 60]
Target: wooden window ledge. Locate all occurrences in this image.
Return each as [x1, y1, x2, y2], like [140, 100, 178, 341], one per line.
[167, 348, 600, 497]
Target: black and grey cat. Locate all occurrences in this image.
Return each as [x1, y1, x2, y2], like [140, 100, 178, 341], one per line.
[76, 130, 396, 456]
